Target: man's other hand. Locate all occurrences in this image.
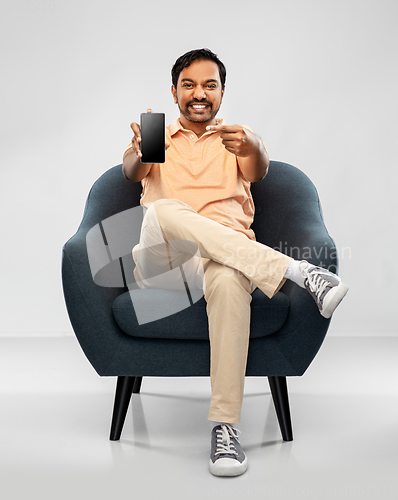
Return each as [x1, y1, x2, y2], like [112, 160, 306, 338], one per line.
[205, 123, 260, 158]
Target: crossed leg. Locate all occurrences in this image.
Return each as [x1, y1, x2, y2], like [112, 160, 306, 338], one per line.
[132, 198, 293, 422]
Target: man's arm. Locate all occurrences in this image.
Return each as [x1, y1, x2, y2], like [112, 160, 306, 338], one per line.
[122, 108, 170, 182]
[122, 146, 153, 182]
[236, 132, 269, 182]
[122, 108, 154, 182]
[205, 124, 269, 182]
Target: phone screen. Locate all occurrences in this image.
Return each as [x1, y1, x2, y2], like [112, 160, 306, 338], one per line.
[140, 113, 165, 164]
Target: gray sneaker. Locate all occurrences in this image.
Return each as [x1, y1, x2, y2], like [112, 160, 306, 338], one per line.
[299, 261, 349, 319]
[209, 424, 248, 477]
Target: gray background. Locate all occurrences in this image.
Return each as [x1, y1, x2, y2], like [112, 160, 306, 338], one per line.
[1, 0, 397, 336]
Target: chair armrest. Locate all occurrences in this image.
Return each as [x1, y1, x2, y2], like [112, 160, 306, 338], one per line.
[259, 201, 337, 375]
[272, 279, 331, 375]
[62, 231, 127, 374]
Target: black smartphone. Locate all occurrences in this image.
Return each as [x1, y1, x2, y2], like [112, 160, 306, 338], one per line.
[140, 112, 165, 164]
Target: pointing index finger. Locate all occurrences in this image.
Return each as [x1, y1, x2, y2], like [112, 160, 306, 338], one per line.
[206, 123, 224, 132]
[206, 123, 242, 133]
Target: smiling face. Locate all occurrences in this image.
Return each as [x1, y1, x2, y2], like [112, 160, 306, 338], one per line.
[171, 59, 225, 131]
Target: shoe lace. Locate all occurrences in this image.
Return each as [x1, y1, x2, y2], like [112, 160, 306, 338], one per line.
[214, 424, 240, 457]
[307, 271, 329, 300]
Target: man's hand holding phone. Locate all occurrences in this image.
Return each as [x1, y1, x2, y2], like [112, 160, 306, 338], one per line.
[123, 109, 169, 182]
[130, 109, 170, 163]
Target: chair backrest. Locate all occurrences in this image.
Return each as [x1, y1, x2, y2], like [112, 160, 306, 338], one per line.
[81, 161, 320, 230]
[80, 160, 334, 285]
[251, 161, 323, 248]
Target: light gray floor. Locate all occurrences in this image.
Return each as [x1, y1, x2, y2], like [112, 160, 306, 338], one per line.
[1, 335, 397, 500]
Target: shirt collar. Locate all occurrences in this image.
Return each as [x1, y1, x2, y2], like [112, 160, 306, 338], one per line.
[169, 118, 225, 137]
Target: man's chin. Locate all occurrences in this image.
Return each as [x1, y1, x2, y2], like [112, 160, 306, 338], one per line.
[183, 111, 216, 124]
[187, 118, 211, 124]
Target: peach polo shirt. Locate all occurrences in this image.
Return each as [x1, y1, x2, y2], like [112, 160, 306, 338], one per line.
[126, 118, 256, 240]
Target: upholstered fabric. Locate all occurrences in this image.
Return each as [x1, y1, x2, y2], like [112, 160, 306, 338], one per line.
[62, 161, 337, 377]
[112, 288, 290, 340]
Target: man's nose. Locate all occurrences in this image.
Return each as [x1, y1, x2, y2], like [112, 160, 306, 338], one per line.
[193, 86, 206, 100]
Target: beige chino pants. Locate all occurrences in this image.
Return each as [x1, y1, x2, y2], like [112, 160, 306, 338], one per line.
[133, 198, 292, 423]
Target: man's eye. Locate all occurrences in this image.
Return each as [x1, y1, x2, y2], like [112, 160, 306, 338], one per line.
[182, 83, 193, 88]
[206, 85, 217, 90]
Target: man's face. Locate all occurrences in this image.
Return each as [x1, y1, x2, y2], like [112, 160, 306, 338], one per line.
[171, 59, 225, 125]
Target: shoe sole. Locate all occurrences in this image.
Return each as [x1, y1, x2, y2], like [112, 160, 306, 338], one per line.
[209, 457, 248, 477]
[321, 281, 349, 318]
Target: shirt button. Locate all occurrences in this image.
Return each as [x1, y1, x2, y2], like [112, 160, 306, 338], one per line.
[190, 135, 194, 139]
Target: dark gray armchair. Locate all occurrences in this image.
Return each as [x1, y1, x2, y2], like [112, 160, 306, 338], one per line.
[61, 161, 337, 441]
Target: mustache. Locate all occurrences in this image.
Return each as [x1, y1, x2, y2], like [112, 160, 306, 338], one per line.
[187, 100, 212, 107]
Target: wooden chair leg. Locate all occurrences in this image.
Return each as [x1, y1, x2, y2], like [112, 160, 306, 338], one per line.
[268, 376, 293, 441]
[109, 376, 135, 441]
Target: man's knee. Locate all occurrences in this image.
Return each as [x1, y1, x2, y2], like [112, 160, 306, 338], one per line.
[146, 199, 190, 226]
[144, 199, 180, 225]
[148, 199, 197, 234]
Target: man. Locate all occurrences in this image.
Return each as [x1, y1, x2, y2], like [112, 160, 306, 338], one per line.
[122, 48, 348, 477]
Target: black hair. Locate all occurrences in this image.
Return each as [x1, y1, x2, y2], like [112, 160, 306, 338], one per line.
[171, 48, 226, 89]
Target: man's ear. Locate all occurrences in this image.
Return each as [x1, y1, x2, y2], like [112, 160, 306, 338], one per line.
[221, 86, 225, 99]
[171, 85, 177, 103]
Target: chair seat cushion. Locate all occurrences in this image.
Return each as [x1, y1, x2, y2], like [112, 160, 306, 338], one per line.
[112, 288, 289, 340]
